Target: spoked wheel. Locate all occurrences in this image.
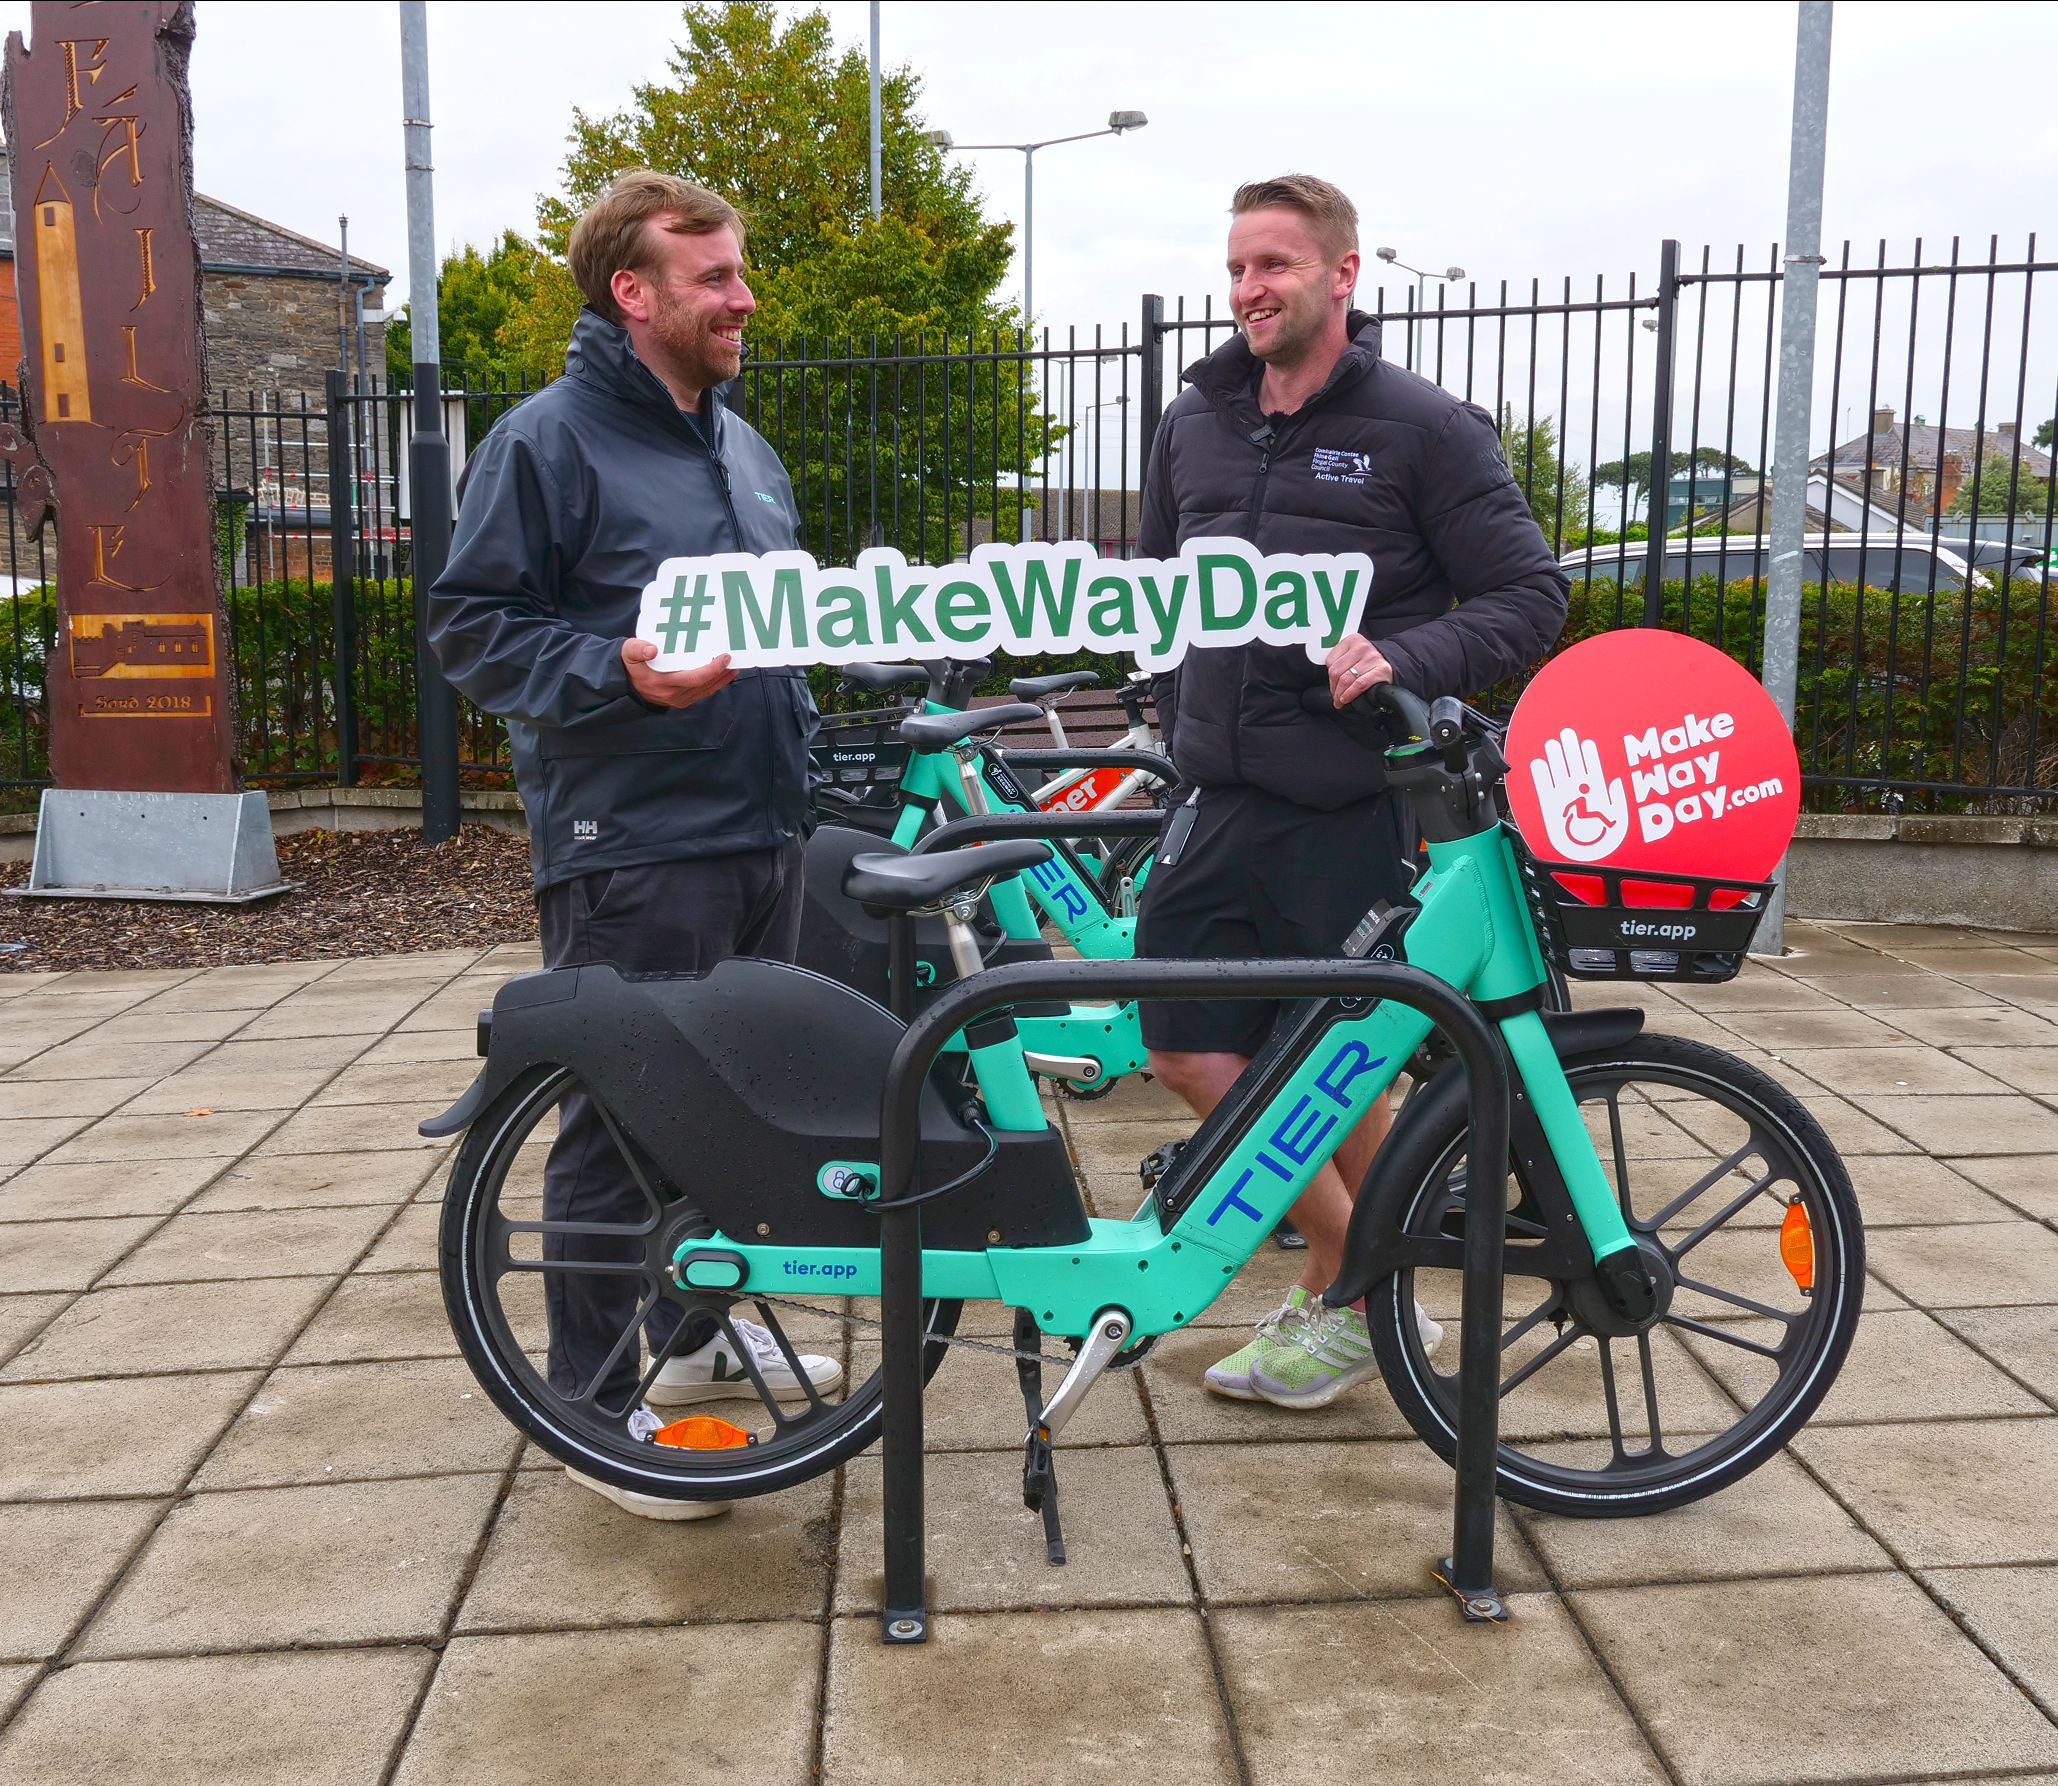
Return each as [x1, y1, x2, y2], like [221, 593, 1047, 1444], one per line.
[439, 1064, 959, 1503]
[1367, 1033, 1863, 1517]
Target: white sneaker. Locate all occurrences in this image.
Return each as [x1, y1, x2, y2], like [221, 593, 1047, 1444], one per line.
[648, 1318, 843, 1406]
[1416, 1300, 1445, 1356]
[566, 1466, 732, 1521]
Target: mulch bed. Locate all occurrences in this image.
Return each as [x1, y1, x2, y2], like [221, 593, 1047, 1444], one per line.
[0, 824, 540, 972]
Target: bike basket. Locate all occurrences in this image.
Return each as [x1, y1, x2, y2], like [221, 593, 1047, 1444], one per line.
[1511, 834, 1774, 984]
[810, 706, 910, 796]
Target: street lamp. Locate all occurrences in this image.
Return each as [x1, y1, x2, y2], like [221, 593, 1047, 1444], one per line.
[929, 110, 1147, 327]
[1374, 244, 1466, 309]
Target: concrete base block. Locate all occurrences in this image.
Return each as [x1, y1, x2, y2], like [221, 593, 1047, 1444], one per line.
[1788, 835, 2058, 930]
[10, 790, 290, 904]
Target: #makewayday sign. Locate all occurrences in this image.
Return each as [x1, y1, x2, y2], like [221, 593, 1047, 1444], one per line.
[633, 539, 1370, 672]
[1504, 631, 1802, 884]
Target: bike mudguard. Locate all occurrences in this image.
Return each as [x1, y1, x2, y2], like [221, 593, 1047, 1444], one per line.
[431, 959, 1088, 1253]
[1325, 1005, 1646, 1305]
[796, 825, 1058, 1012]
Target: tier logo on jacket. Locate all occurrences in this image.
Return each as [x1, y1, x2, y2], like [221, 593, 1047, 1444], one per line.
[572, 820, 598, 841]
[1311, 449, 1372, 484]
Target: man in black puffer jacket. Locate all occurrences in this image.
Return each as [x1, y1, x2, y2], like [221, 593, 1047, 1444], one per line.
[1138, 175, 1568, 1414]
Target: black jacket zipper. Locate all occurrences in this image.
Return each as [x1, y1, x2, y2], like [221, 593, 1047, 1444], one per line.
[1233, 420, 1283, 787]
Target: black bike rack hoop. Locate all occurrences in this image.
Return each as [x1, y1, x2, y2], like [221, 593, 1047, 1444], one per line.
[872, 955, 1513, 1644]
[995, 746, 1180, 783]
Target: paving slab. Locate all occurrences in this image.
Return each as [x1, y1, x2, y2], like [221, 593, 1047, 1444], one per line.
[0, 1497, 167, 1659]
[1947, 1153, 2058, 1222]
[0, 1648, 433, 1786]
[823, 1607, 1238, 1786]
[1919, 1564, 2058, 1716]
[0, 1115, 93, 1165]
[1865, 1221, 2058, 1307]
[354, 1203, 443, 1272]
[0, 1076, 155, 1121]
[193, 1356, 524, 1488]
[0, 1214, 159, 1291]
[41, 1108, 281, 1165]
[186, 1148, 444, 1212]
[234, 995, 429, 1041]
[1779, 1044, 2014, 1095]
[1950, 1045, 2058, 1094]
[0, 1370, 257, 1498]
[283, 1268, 463, 1363]
[1840, 1152, 2021, 1225]
[457, 1464, 833, 1629]
[0, 1156, 229, 1222]
[2, 1037, 216, 1081]
[1171, 1437, 1546, 1602]
[254, 1101, 453, 1155]
[88, 1007, 270, 1045]
[357, 1029, 482, 1063]
[75, 1473, 503, 1655]
[99, 1203, 390, 1285]
[1875, 1004, 2058, 1046]
[1707, 1008, 1915, 1051]
[0, 1291, 69, 1364]
[397, 1625, 818, 1786]
[121, 1068, 337, 1115]
[1216, 1595, 1665, 1786]
[1936, 1305, 2058, 1403]
[1793, 1417, 2058, 1566]
[198, 1033, 375, 1073]
[1573, 1571, 2058, 1785]
[313, 1058, 483, 1108]
[1850, 1091, 2058, 1155]
[837, 1446, 1188, 1611]
[0, 1275, 332, 1382]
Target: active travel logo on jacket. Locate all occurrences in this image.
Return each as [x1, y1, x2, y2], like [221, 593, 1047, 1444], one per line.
[1504, 631, 1801, 883]
[632, 538, 1372, 673]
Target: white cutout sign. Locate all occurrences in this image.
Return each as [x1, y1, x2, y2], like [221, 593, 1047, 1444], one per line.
[632, 538, 1371, 672]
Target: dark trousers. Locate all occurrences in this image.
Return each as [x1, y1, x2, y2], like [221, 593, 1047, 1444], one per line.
[537, 844, 805, 1405]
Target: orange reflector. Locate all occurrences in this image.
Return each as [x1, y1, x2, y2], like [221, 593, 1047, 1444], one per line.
[1780, 1199, 1814, 1292]
[653, 1415, 751, 1450]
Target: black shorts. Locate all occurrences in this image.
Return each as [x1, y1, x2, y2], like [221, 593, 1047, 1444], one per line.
[1135, 784, 1417, 1058]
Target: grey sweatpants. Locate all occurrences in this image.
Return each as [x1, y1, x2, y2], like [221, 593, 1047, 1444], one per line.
[536, 843, 805, 1406]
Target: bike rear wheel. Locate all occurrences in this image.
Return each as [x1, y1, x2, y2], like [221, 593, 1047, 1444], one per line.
[439, 1064, 959, 1502]
[1366, 1032, 1862, 1517]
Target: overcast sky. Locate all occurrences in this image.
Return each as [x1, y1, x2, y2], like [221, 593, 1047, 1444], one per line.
[8, 0, 2050, 330]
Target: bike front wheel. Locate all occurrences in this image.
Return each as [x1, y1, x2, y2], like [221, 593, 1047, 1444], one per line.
[440, 1064, 960, 1502]
[1366, 1032, 1863, 1517]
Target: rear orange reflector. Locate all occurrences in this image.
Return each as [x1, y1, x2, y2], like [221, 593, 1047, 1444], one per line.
[1780, 1199, 1814, 1292]
[653, 1415, 751, 1449]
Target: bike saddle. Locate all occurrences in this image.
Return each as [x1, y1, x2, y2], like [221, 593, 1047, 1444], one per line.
[1009, 671, 1098, 701]
[839, 663, 928, 693]
[843, 839, 1052, 913]
[899, 703, 1043, 753]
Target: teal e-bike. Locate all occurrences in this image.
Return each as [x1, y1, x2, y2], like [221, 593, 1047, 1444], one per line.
[432, 682, 1861, 1620]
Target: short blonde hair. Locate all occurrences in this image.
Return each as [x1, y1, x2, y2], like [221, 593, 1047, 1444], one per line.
[1230, 175, 1359, 263]
[568, 170, 746, 323]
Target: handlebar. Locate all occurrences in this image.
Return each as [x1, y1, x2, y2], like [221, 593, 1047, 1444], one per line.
[1298, 678, 1434, 744]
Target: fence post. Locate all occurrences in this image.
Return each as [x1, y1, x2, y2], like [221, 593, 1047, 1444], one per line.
[1139, 294, 1166, 483]
[1640, 239, 1681, 626]
[324, 370, 358, 788]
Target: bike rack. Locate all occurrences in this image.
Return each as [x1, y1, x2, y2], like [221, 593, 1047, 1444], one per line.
[910, 808, 1164, 854]
[871, 951, 1514, 1643]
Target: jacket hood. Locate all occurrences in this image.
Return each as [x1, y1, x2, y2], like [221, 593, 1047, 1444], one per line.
[1183, 309, 1383, 419]
[564, 306, 726, 438]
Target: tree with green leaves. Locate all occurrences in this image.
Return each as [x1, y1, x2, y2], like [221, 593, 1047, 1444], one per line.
[1498, 409, 1589, 548]
[494, 1, 1041, 566]
[1945, 447, 2053, 517]
[385, 231, 545, 383]
[2034, 418, 2054, 451]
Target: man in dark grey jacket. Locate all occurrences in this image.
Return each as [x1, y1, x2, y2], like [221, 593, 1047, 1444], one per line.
[1138, 175, 1568, 1413]
[431, 171, 838, 1520]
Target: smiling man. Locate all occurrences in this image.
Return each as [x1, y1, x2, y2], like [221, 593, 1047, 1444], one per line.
[1135, 174, 1568, 1411]
[430, 170, 838, 1521]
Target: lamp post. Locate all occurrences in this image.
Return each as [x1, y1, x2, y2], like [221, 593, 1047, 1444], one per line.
[1373, 245, 1466, 310]
[929, 111, 1147, 326]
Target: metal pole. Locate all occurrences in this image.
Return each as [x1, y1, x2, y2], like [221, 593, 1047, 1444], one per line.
[1139, 293, 1166, 478]
[337, 216, 350, 375]
[1754, 0, 1834, 955]
[1023, 147, 1034, 325]
[325, 369, 359, 786]
[400, 0, 460, 845]
[1640, 239, 1681, 626]
[868, 1, 882, 220]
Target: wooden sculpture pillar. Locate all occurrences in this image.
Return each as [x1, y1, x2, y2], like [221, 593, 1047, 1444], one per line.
[2, 0, 237, 791]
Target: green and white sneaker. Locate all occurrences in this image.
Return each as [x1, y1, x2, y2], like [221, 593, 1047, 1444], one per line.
[1250, 1304, 1381, 1409]
[649, 1319, 843, 1406]
[1202, 1286, 1319, 1400]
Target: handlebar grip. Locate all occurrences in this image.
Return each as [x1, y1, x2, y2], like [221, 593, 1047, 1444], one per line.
[1298, 680, 1433, 742]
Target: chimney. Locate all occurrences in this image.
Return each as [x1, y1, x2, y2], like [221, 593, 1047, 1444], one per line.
[1870, 406, 1895, 435]
[1998, 421, 2017, 440]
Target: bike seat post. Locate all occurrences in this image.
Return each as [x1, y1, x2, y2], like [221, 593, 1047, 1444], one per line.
[949, 744, 993, 817]
[940, 897, 986, 982]
[1041, 700, 1070, 750]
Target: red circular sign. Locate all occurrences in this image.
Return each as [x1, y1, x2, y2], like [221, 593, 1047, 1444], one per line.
[1505, 632, 1800, 896]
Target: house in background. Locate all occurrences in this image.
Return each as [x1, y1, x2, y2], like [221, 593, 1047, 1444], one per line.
[1810, 405, 2053, 520]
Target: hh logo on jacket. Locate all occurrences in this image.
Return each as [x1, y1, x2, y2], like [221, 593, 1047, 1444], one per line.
[1311, 448, 1372, 484]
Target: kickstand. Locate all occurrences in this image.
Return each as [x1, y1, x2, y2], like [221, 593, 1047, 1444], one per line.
[1012, 1309, 1067, 1566]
